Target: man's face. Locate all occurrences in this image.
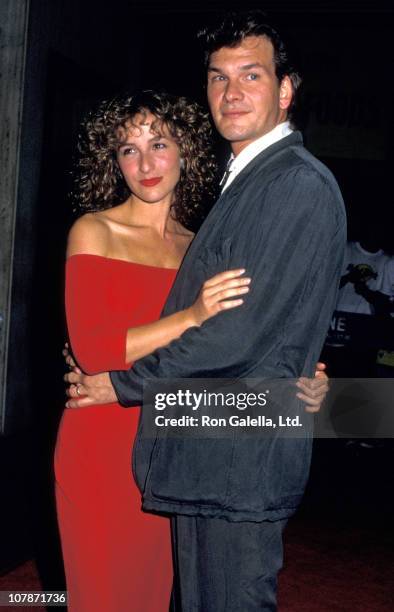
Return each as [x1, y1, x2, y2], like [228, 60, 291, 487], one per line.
[207, 36, 292, 155]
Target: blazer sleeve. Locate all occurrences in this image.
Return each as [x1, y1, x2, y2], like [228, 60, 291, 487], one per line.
[66, 256, 128, 374]
[110, 167, 346, 406]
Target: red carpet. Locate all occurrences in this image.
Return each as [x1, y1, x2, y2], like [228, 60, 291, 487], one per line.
[278, 517, 393, 611]
[0, 561, 45, 611]
[1, 519, 392, 611]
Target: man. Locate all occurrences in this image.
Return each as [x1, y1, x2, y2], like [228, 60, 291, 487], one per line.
[66, 11, 346, 610]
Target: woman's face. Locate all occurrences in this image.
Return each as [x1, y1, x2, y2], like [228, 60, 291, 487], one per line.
[116, 112, 181, 206]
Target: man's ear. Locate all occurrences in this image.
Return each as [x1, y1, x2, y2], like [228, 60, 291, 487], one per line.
[279, 76, 293, 111]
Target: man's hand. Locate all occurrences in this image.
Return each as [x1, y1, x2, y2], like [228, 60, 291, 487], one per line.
[64, 369, 117, 408]
[296, 362, 329, 413]
[63, 342, 77, 369]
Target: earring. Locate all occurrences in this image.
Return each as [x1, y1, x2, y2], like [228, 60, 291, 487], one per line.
[180, 158, 185, 170]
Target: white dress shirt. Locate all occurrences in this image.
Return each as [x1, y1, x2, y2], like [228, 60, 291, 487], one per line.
[221, 121, 293, 192]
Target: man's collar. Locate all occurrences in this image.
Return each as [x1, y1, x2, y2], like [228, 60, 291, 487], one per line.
[222, 121, 293, 192]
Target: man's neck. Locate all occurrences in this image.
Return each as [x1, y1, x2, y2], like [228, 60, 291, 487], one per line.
[221, 121, 293, 193]
[230, 121, 292, 158]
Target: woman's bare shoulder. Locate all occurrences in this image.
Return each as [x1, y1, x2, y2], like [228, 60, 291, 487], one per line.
[66, 212, 110, 258]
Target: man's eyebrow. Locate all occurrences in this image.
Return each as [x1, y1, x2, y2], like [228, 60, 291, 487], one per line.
[239, 62, 265, 71]
[207, 62, 265, 73]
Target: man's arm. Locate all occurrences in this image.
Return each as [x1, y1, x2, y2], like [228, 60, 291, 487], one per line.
[66, 168, 345, 408]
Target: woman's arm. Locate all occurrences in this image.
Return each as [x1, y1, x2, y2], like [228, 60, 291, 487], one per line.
[123, 269, 250, 363]
[66, 214, 249, 367]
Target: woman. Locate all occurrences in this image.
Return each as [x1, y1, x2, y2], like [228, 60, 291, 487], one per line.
[56, 91, 327, 611]
[55, 90, 254, 612]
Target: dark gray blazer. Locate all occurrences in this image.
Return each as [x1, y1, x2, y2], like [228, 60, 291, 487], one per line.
[110, 131, 346, 521]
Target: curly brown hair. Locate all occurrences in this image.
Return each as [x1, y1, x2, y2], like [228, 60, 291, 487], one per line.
[73, 90, 218, 229]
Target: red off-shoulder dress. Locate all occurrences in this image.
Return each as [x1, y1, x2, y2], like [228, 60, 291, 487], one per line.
[55, 254, 176, 611]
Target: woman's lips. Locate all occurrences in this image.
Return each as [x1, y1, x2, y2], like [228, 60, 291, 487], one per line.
[139, 177, 163, 187]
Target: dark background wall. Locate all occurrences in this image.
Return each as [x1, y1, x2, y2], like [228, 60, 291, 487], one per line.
[1, 0, 393, 588]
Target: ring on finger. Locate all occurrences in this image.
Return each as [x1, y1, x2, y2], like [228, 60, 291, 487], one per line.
[76, 384, 82, 396]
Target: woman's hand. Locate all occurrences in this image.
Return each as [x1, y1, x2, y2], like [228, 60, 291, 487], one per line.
[189, 269, 251, 326]
[296, 362, 329, 413]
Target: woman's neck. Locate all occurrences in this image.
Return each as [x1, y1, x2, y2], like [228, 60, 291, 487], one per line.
[121, 195, 178, 238]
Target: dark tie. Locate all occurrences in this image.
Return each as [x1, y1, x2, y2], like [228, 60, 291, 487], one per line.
[220, 157, 234, 189]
